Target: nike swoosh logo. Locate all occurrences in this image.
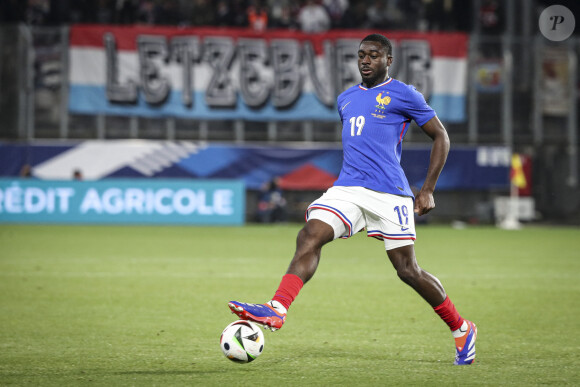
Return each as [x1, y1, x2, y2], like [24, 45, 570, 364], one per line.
[401, 227, 409, 231]
[341, 101, 351, 111]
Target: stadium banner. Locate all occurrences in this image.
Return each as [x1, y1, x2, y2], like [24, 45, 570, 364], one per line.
[68, 25, 468, 123]
[0, 141, 509, 192]
[0, 178, 245, 225]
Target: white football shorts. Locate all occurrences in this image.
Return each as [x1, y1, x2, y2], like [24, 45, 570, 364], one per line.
[306, 186, 416, 251]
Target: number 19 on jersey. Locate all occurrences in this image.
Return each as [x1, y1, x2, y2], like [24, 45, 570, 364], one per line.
[349, 115, 365, 136]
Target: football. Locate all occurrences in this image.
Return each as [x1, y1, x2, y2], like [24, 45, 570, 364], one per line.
[220, 320, 265, 363]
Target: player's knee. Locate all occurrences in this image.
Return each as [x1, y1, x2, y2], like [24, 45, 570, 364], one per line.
[297, 221, 332, 250]
[396, 262, 421, 285]
[296, 226, 318, 249]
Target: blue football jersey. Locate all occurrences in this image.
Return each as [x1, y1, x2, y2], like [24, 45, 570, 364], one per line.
[333, 77, 436, 198]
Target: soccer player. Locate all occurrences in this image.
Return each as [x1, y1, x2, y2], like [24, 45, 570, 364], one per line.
[229, 33, 477, 365]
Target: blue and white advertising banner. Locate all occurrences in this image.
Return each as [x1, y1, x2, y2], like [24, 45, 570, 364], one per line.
[0, 178, 245, 225]
[0, 141, 510, 192]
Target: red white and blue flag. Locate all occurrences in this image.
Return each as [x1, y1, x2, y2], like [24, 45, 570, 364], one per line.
[68, 26, 468, 123]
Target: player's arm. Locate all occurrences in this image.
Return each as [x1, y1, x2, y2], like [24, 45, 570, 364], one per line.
[415, 115, 450, 216]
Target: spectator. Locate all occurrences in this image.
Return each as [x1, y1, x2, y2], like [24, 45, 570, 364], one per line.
[73, 169, 83, 180]
[96, 0, 114, 24]
[114, 0, 138, 24]
[366, 0, 387, 29]
[157, 0, 181, 25]
[267, 0, 298, 29]
[247, 1, 268, 31]
[26, 0, 50, 25]
[256, 178, 287, 223]
[215, 0, 233, 26]
[479, 0, 503, 35]
[297, 0, 330, 34]
[47, 0, 72, 25]
[20, 164, 33, 178]
[190, 0, 216, 26]
[398, 0, 423, 30]
[340, 1, 367, 29]
[424, 0, 457, 31]
[367, 0, 405, 30]
[137, 0, 157, 24]
[323, 0, 348, 29]
[70, 0, 98, 23]
[229, 0, 248, 27]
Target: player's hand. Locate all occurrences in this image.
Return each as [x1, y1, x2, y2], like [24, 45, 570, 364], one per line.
[414, 190, 435, 216]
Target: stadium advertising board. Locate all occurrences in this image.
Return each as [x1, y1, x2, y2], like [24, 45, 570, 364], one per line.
[69, 26, 468, 122]
[0, 178, 245, 225]
[0, 142, 510, 192]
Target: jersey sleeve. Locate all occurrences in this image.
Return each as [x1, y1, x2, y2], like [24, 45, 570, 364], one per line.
[402, 85, 436, 127]
[336, 95, 344, 123]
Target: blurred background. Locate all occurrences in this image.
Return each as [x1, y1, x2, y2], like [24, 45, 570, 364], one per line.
[0, 0, 578, 226]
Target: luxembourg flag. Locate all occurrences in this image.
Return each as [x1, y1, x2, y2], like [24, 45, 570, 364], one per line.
[68, 26, 467, 123]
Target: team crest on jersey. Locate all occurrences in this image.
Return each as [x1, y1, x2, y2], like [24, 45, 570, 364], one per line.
[375, 92, 391, 109]
[373, 92, 390, 119]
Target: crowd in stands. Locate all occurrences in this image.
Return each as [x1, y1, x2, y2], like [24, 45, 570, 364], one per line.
[1, 0, 478, 32]
[3, 1, 580, 36]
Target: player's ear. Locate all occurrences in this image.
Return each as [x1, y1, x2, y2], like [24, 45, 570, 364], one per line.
[387, 56, 393, 66]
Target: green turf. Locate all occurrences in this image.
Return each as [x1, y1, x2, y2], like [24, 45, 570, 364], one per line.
[1, 224, 579, 386]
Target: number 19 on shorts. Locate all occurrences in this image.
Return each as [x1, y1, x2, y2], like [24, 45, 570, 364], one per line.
[394, 205, 409, 230]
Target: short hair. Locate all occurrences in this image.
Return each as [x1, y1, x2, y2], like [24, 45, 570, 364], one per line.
[361, 34, 393, 56]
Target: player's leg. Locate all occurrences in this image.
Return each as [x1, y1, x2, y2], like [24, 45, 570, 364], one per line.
[275, 194, 363, 306]
[228, 220, 335, 330]
[285, 219, 335, 280]
[386, 245, 445, 307]
[228, 188, 363, 331]
[386, 245, 477, 365]
[360, 190, 477, 365]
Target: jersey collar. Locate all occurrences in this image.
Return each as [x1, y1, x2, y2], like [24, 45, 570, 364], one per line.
[358, 77, 393, 90]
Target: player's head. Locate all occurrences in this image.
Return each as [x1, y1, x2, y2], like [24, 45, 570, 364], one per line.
[358, 34, 393, 88]
[360, 34, 393, 57]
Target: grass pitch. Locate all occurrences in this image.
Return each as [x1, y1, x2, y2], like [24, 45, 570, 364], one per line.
[0, 223, 579, 386]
